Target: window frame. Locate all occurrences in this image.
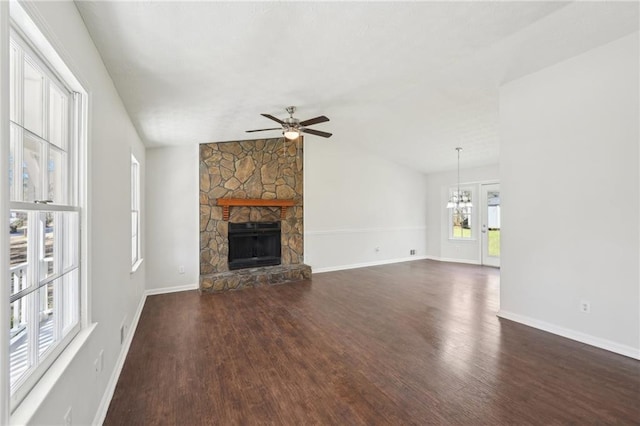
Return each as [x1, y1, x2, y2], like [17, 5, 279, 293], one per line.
[7, 12, 87, 411]
[131, 153, 142, 271]
[448, 186, 475, 241]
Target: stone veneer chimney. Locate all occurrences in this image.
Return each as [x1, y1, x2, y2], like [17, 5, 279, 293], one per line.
[199, 138, 311, 292]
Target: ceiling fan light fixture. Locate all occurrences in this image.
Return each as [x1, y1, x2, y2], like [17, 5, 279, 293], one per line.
[284, 128, 299, 140]
[246, 107, 332, 139]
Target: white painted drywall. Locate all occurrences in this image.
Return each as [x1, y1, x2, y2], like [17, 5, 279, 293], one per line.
[499, 33, 639, 356]
[146, 146, 199, 291]
[4, 2, 147, 424]
[424, 165, 499, 264]
[304, 140, 429, 272]
[142, 137, 430, 286]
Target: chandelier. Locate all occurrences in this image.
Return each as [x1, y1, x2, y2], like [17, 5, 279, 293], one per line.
[446, 147, 472, 212]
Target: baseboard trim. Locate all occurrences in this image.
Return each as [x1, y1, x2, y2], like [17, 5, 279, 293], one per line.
[145, 283, 199, 296]
[93, 282, 202, 424]
[312, 256, 428, 274]
[92, 291, 146, 425]
[497, 310, 640, 360]
[424, 255, 481, 265]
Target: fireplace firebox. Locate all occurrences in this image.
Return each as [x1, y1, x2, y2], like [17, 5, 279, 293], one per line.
[228, 222, 281, 270]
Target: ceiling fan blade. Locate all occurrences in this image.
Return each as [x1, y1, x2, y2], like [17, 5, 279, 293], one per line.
[261, 113, 285, 125]
[246, 127, 282, 133]
[299, 115, 330, 127]
[301, 128, 332, 138]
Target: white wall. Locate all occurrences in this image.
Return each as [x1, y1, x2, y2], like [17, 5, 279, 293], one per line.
[499, 33, 639, 358]
[304, 140, 429, 272]
[425, 165, 499, 263]
[142, 139, 430, 288]
[2, 2, 147, 424]
[146, 146, 199, 292]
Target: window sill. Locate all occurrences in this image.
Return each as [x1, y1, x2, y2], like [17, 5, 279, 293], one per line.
[448, 238, 477, 242]
[131, 258, 144, 274]
[10, 323, 97, 425]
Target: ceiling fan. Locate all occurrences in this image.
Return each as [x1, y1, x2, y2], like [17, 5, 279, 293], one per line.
[246, 106, 332, 140]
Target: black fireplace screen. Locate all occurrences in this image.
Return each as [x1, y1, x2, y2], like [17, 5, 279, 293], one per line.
[228, 222, 281, 270]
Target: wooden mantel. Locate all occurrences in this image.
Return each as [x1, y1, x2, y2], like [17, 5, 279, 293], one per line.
[216, 198, 295, 221]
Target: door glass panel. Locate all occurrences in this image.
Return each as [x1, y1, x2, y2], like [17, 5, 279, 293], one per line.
[23, 59, 44, 136]
[23, 135, 42, 202]
[487, 191, 500, 257]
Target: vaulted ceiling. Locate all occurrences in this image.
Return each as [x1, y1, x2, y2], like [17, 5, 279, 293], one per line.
[75, 1, 638, 173]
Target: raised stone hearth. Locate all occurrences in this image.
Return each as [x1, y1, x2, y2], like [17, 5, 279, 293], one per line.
[200, 264, 311, 292]
[199, 138, 310, 292]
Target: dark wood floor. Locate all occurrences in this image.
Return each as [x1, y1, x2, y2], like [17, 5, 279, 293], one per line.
[104, 260, 640, 425]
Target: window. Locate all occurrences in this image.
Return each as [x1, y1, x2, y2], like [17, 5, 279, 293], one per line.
[131, 154, 141, 270]
[449, 188, 473, 240]
[8, 28, 82, 408]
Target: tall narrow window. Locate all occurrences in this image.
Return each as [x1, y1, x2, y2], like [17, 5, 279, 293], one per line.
[449, 188, 473, 240]
[131, 154, 141, 270]
[8, 28, 83, 407]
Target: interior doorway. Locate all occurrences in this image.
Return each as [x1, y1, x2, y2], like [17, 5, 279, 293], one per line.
[481, 183, 500, 267]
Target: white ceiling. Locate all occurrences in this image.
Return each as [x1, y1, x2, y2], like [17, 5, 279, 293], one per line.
[75, 1, 638, 174]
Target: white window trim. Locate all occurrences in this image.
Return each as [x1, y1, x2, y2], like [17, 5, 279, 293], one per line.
[4, 1, 91, 419]
[131, 153, 142, 272]
[8, 31, 81, 409]
[1, 3, 11, 423]
[131, 258, 143, 274]
[448, 185, 476, 241]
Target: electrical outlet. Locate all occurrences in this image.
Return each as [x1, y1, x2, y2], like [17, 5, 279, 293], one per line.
[98, 349, 104, 373]
[178, 265, 185, 274]
[410, 249, 416, 255]
[375, 247, 380, 253]
[580, 300, 591, 313]
[94, 358, 100, 380]
[64, 406, 72, 426]
[120, 316, 128, 345]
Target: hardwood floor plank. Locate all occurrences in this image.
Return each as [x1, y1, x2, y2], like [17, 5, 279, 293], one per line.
[104, 260, 639, 425]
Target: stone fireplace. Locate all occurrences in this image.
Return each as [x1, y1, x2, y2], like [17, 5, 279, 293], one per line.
[199, 138, 311, 292]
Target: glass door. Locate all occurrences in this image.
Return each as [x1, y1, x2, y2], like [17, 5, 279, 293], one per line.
[481, 183, 500, 267]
